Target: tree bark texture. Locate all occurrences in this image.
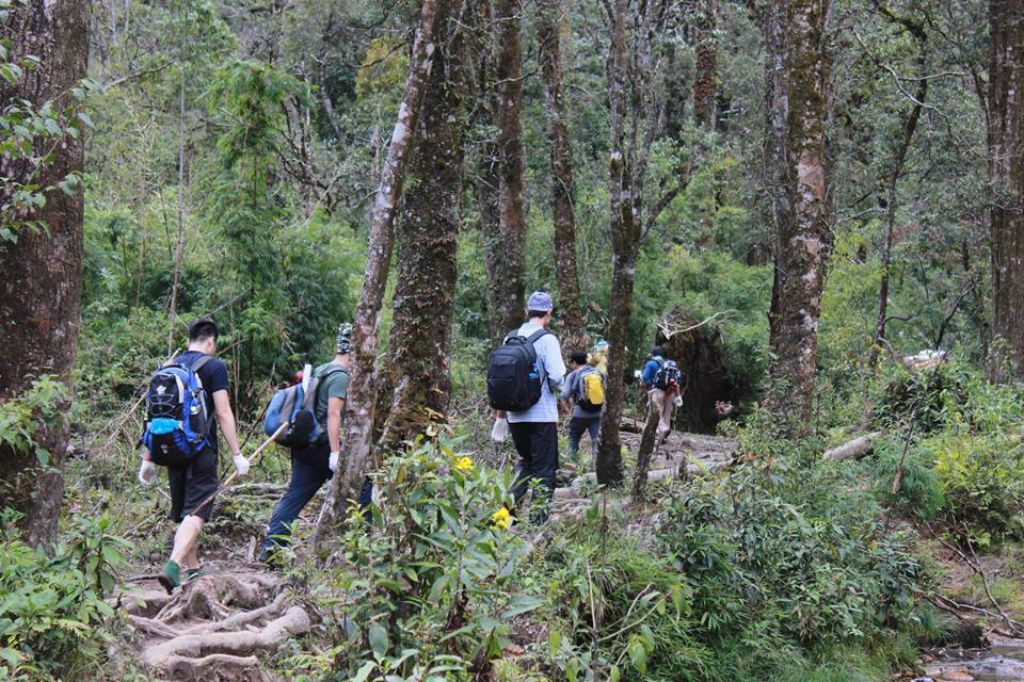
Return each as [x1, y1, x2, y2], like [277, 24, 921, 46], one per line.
[488, 0, 527, 338]
[537, 0, 586, 354]
[323, 0, 443, 527]
[378, 4, 465, 449]
[990, 0, 1024, 380]
[691, 0, 718, 131]
[764, 0, 832, 434]
[0, 0, 90, 548]
[596, 0, 664, 486]
[870, 14, 927, 369]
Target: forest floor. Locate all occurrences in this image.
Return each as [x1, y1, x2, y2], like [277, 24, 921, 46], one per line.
[113, 427, 738, 681]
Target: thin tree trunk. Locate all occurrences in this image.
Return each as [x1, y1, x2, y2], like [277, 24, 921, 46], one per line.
[537, 0, 585, 353]
[692, 0, 718, 131]
[631, 398, 659, 502]
[990, 0, 1024, 380]
[0, 0, 90, 549]
[168, 65, 187, 356]
[869, 26, 927, 368]
[320, 0, 443, 529]
[491, 0, 527, 336]
[764, 0, 832, 434]
[379, 4, 465, 449]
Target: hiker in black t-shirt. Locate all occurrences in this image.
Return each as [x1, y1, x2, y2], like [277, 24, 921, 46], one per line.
[137, 318, 249, 591]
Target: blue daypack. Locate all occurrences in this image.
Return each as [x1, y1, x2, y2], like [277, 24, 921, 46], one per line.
[142, 355, 213, 465]
[263, 363, 347, 448]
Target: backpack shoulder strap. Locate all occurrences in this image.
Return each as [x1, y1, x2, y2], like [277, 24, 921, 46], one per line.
[187, 354, 214, 373]
[310, 365, 349, 406]
[525, 328, 551, 345]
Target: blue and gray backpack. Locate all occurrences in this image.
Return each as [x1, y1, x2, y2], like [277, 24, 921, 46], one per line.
[263, 363, 347, 449]
[142, 355, 213, 465]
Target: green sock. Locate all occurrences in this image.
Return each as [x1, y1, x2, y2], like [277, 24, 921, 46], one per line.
[162, 560, 180, 587]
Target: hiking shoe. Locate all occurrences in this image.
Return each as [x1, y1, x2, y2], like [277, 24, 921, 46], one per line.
[157, 559, 180, 594]
[185, 566, 204, 583]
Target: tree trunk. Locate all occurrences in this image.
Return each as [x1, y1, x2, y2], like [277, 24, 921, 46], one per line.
[0, 0, 90, 549]
[692, 0, 718, 131]
[378, 4, 465, 449]
[764, 0, 832, 434]
[489, 0, 527, 337]
[990, 0, 1024, 380]
[321, 0, 443, 529]
[537, 0, 585, 354]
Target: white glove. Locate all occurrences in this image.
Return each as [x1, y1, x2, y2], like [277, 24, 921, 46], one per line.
[138, 460, 157, 486]
[491, 418, 509, 443]
[673, 395, 683, 407]
[233, 453, 250, 476]
[329, 451, 340, 472]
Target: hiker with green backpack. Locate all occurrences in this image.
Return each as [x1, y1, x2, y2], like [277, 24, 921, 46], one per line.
[561, 350, 605, 464]
[259, 323, 367, 562]
[138, 318, 250, 592]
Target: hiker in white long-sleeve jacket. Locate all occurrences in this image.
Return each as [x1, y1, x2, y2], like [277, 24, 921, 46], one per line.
[488, 291, 566, 524]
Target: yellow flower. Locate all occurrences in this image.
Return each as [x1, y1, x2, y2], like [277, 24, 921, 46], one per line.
[454, 456, 474, 473]
[491, 507, 512, 530]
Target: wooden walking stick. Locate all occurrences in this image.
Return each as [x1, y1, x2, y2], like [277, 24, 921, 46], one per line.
[191, 421, 289, 516]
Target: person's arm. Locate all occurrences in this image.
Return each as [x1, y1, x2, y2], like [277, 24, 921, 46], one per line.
[212, 389, 242, 457]
[327, 396, 345, 453]
[545, 338, 567, 390]
[560, 370, 575, 400]
[641, 360, 657, 386]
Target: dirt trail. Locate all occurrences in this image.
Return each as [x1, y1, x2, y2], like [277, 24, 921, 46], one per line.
[116, 429, 735, 679]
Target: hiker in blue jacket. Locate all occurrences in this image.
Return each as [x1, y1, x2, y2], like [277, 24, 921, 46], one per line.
[639, 346, 682, 444]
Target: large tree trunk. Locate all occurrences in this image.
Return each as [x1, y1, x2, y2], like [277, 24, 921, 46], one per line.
[0, 0, 90, 549]
[487, 0, 527, 338]
[537, 0, 585, 354]
[378, 4, 465, 449]
[764, 0, 832, 434]
[691, 0, 718, 131]
[990, 0, 1024, 380]
[321, 0, 443, 528]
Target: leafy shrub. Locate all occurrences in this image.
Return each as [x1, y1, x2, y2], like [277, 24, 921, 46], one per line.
[658, 460, 923, 678]
[0, 512, 128, 681]
[873, 361, 969, 434]
[288, 432, 539, 681]
[927, 431, 1024, 545]
[874, 437, 946, 520]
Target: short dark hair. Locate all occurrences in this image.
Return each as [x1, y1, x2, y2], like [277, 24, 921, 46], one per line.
[651, 345, 663, 357]
[188, 317, 219, 343]
[527, 309, 552, 319]
[570, 351, 588, 365]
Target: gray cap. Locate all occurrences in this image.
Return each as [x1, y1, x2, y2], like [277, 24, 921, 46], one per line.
[336, 323, 353, 355]
[527, 290, 553, 312]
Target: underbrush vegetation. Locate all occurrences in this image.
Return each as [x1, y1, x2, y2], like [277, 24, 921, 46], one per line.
[0, 513, 128, 682]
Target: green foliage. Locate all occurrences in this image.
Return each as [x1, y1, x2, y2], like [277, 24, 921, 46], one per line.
[0, 10, 99, 241]
[658, 460, 924, 678]
[287, 433, 538, 680]
[0, 512, 128, 681]
[0, 375, 67, 465]
[874, 361, 970, 434]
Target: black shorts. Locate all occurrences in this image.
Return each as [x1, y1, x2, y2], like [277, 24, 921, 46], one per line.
[166, 446, 219, 523]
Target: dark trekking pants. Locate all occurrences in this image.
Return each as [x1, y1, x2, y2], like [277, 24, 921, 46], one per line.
[261, 444, 373, 557]
[509, 421, 558, 523]
[568, 414, 601, 463]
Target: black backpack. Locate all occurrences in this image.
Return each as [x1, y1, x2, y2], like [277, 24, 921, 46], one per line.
[142, 354, 213, 466]
[654, 359, 682, 391]
[487, 329, 550, 412]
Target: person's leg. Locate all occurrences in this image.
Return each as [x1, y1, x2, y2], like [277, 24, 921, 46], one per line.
[529, 423, 559, 524]
[651, 389, 670, 439]
[171, 515, 204, 569]
[262, 455, 331, 556]
[508, 422, 534, 506]
[359, 476, 373, 509]
[567, 416, 586, 462]
[659, 391, 675, 441]
[586, 416, 602, 462]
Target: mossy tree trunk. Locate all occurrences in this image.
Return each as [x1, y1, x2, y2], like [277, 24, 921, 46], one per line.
[378, 4, 466, 449]
[0, 0, 90, 549]
[324, 0, 444, 527]
[537, 0, 586, 354]
[691, 0, 718, 131]
[990, 0, 1024, 380]
[763, 0, 832, 434]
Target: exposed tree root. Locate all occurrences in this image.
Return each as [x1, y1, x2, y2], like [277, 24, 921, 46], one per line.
[157, 575, 265, 623]
[164, 653, 260, 680]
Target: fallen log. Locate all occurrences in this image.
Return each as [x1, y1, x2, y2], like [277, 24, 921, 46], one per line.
[823, 432, 881, 461]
